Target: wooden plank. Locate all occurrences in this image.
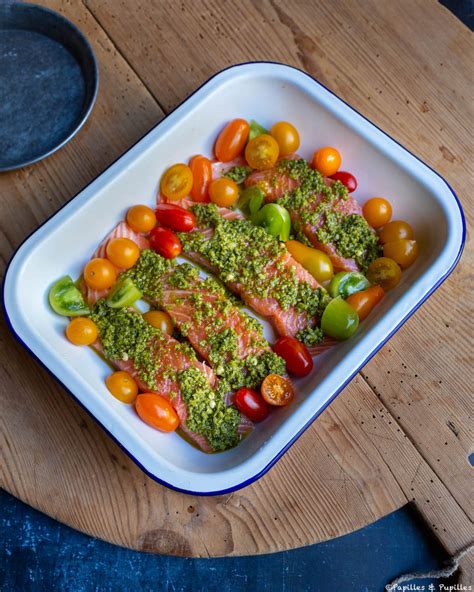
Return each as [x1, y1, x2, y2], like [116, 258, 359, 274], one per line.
[0, 0, 406, 557]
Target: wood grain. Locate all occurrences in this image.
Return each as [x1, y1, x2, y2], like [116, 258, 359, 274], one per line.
[0, 0, 472, 577]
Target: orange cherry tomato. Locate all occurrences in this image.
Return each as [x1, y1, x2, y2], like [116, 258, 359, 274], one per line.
[106, 237, 140, 269]
[312, 147, 341, 176]
[245, 134, 279, 170]
[383, 239, 418, 268]
[106, 371, 138, 403]
[143, 310, 173, 334]
[363, 197, 392, 228]
[160, 163, 193, 201]
[366, 257, 402, 291]
[378, 220, 414, 244]
[346, 285, 385, 321]
[270, 122, 300, 156]
[126, 205, 156, 233]
[136, 393, 180, 432]
[189, 155, 212, 202]
[66, 317, 98, 346]
[84, 258, 117, 290]
[209, 177, 239, 207]
[261, 374, 295, 407]
[215, 118, 250, 162]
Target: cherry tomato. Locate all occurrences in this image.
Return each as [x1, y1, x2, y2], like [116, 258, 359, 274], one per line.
[106, 237, 140, 269]
[285, 240, 334, 283]
[156, 204, 196, 232]
[135, 393, 180, 432]
[383, 239, 418, 268]
[215, 118, 250, 162]
[261, 374, 295, 407]
[366, 257, 402, 291]
[273, 336, 313, 377]
[209, 177, 239, 207]
[234, 387, 269, 422]
[189, 155, 212, 202]
[378, 220, 414, 244]
[106, 371, 138, 403]
[149, 227, 182, 259]
[66, 317, 98, 346]
[270, 122, 300, 156]
[321, 296, 359, 340]
[312, 147, 341, 176]
[83, 258, 117, 290]
[245, 134, 280, 170]
[160, 163, 193, 201]
[143, 310, 173, 334]
[329, 171, 357, 193]
[346, 285, 385, 321]
[363, 198, 392, 228]
[126, 205, 156, 233]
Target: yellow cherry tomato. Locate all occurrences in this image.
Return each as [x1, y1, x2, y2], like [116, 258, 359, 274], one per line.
[362, 197, 392, 228]
[366, 257, 402, 291]
[83, 258, 117, 290]
[378, 220, 414, 244]
[106, 237, 140, 269]
[312, 147, 341, 176]
[66, 317, 98, 346]
[143, 310, 173, 334]
[285, 240, 334, 284]
[383, 239, 418, 268]
[126, 205, 156, 233]
[270, 122, 300, 156]
[245, 134, 280, 170]
[160, 163, 193, 201]
[106, 371, 138, 404]
[209, 177, 239, 207]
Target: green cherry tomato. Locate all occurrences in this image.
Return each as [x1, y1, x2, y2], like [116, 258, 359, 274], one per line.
[321, 296, 359, 340]
[252, 203, 291, 241]
[328, 271, 370, 298]
[238, 186, 264, 216]
[248, 119, 269, 141]
[106, 277, 142, 309]
[49, 276, 90, 317]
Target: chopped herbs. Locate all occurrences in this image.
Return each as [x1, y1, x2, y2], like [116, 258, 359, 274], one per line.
[223, 165, 252, 184]
[123, 249, 173, 300]
[296, 326, 324, 346]
[178, 368, 240, 451]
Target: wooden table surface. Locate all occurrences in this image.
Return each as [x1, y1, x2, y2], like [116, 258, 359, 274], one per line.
[0, 0, 472, 578]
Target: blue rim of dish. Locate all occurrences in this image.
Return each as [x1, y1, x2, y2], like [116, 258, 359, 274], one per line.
[0, 2, 99, 172]
[1, 61, 466, 497]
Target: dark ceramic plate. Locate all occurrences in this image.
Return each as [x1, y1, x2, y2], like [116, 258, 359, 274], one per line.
[0, 2, 98, 171]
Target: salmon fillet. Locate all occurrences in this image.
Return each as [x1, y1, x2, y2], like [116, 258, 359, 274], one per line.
[246, 159, 378, 272]
[168, 202, 329, 338]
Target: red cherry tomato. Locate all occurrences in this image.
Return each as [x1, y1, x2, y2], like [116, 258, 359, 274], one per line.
[156, 204, 196, 232]
[329, 171, 357, 193]
[189, 155, 212, 203]
[273, 336, 313, 377]
[234, 387, 269, 422]
[149, 226, 182, 259]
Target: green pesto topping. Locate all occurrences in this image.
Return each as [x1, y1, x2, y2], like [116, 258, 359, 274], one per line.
[296, 326, 324, 346]
[316, 213, 380, 271]
[178, 367, 240, 451]
[180, 204, 328, 317]
[90, 300, 166, 389]
[276, 159, 379, 270]
[123, 249, 174, 300]
[167, 263, 199, 289]
[223, 165, 252, 184]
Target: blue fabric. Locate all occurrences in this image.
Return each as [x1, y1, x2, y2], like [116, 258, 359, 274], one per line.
[0, 489, 455, 591]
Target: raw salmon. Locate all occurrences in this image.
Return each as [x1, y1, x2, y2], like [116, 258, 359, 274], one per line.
[246, 160, 373, 272]
[167, 202, 328, 338]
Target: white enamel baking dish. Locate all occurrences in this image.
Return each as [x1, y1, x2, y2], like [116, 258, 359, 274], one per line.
[3, 63, 465, 495]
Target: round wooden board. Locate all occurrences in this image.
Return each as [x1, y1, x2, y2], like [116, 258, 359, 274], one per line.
[1, 0, 473, 564]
